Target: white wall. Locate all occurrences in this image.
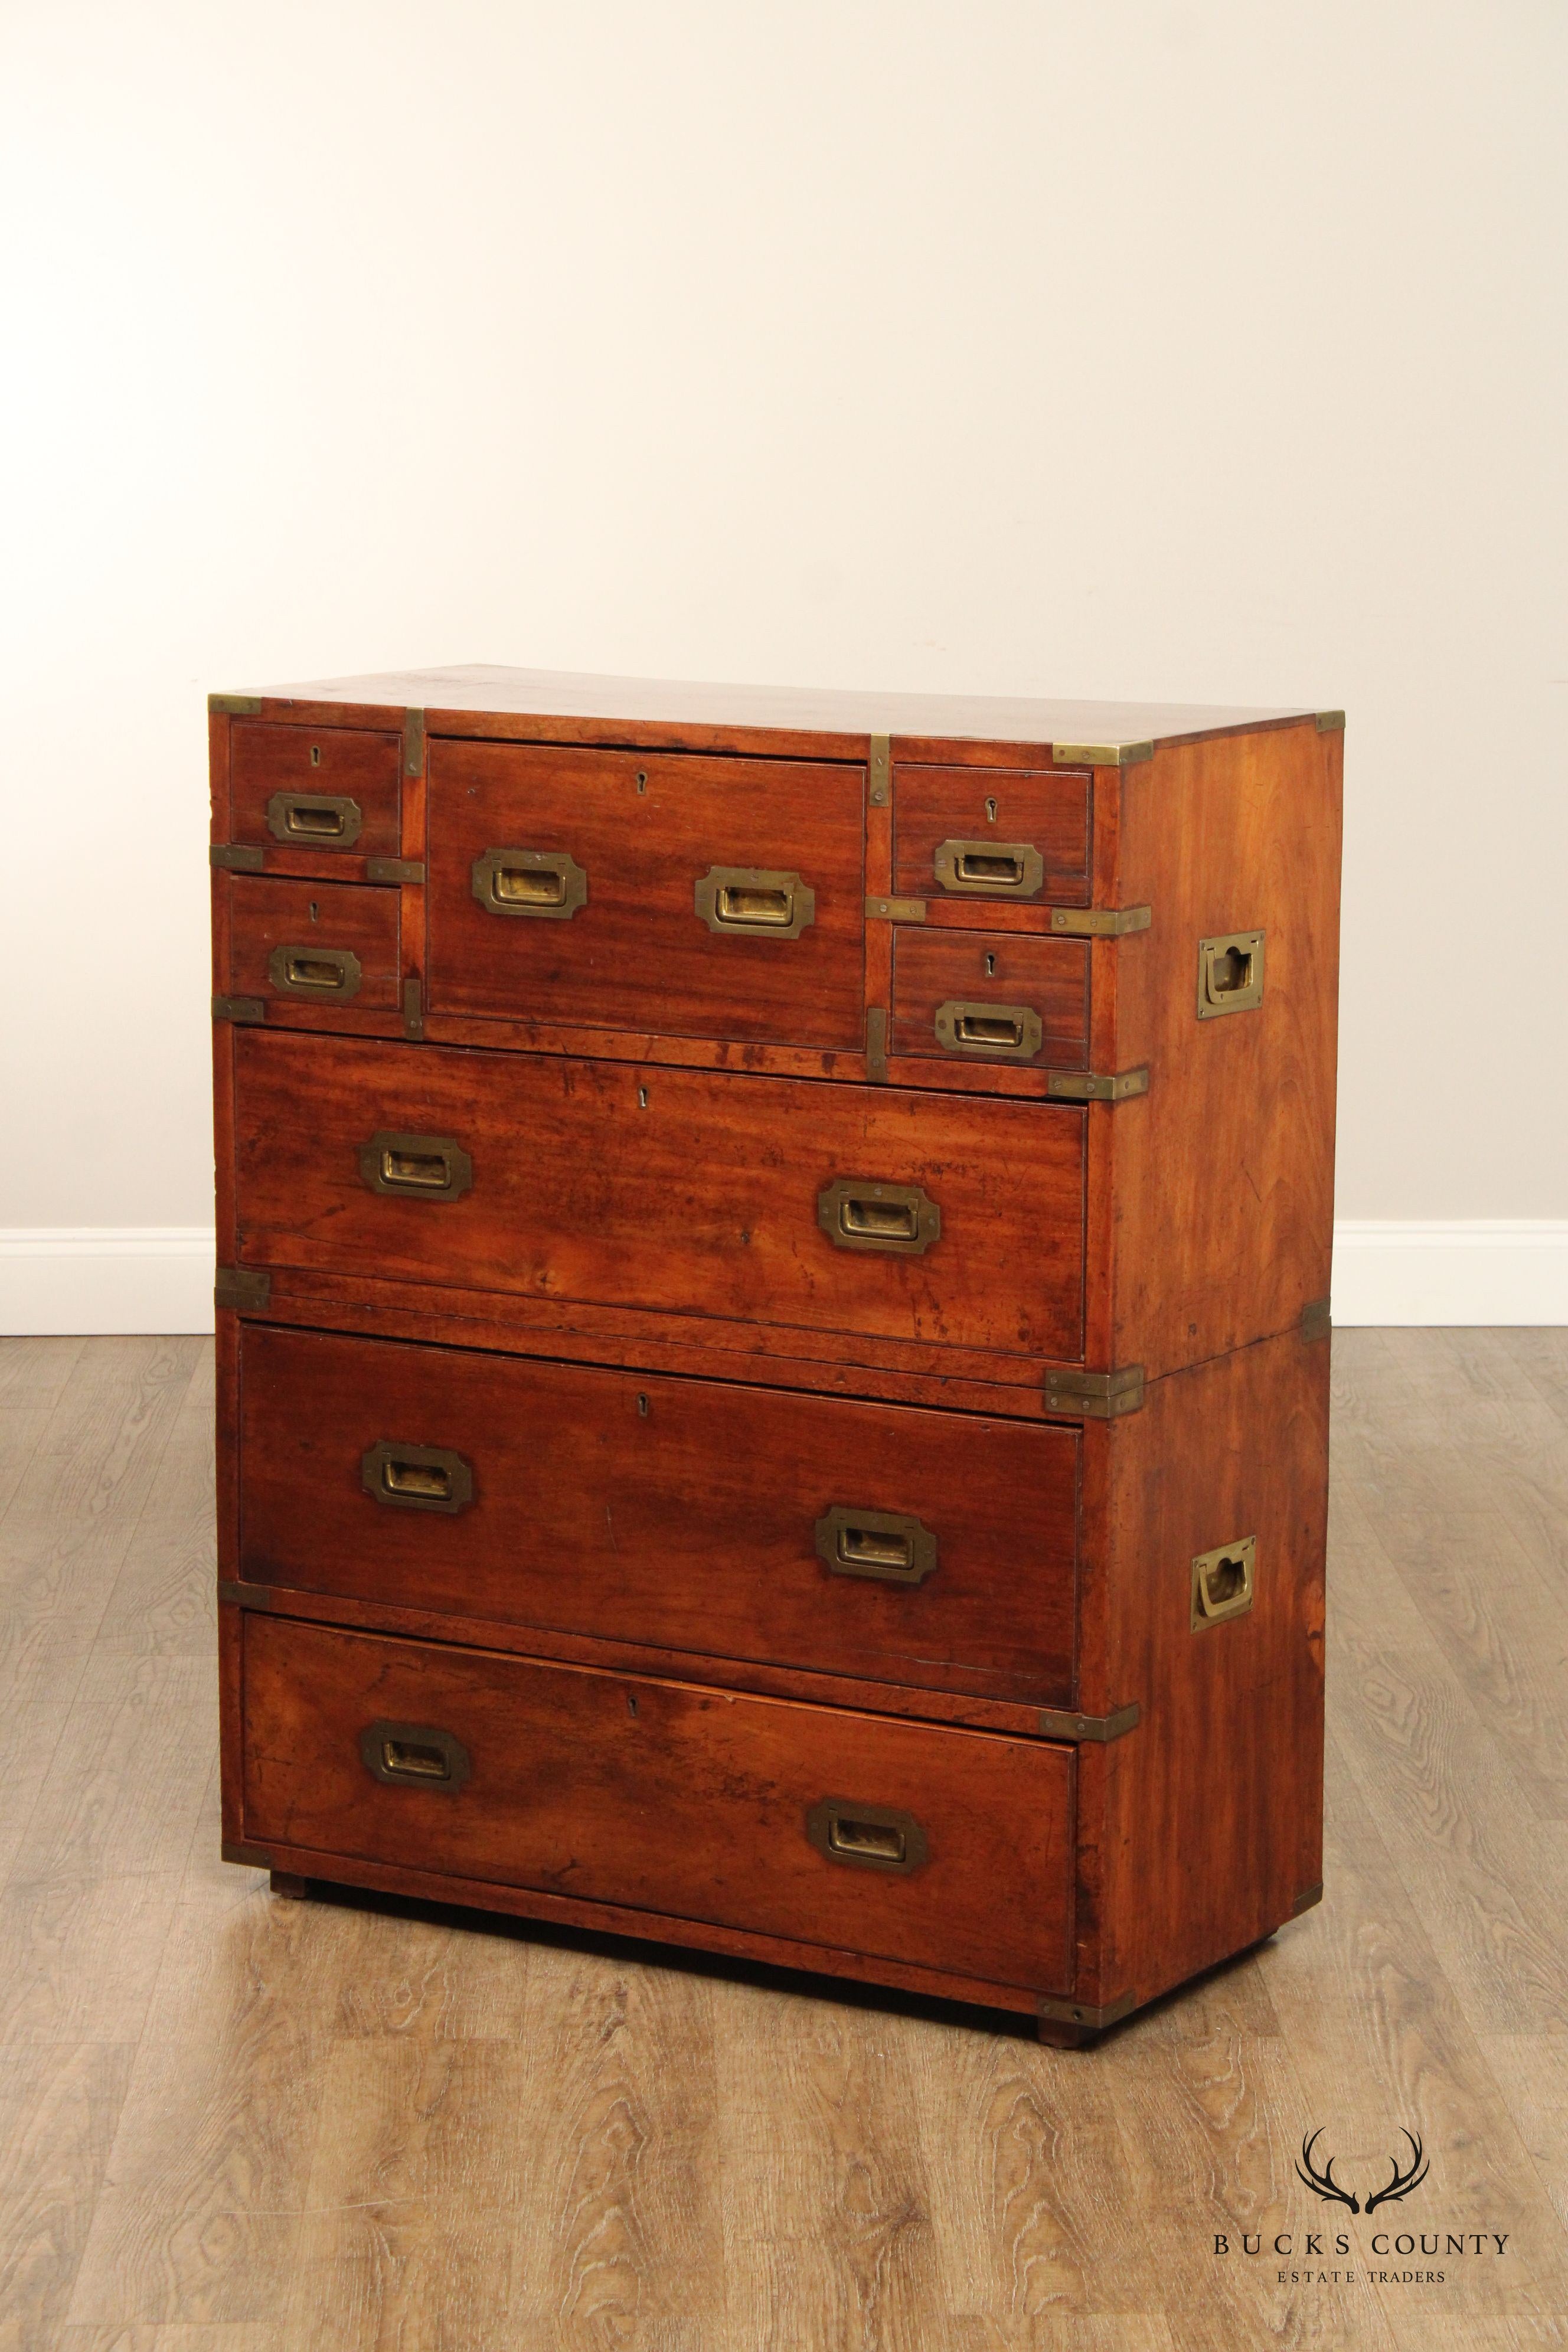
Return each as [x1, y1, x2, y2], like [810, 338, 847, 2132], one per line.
[2, 1, 1565, 1326]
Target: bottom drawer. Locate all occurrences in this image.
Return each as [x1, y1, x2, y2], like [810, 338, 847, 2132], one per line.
[239, 1614, 1076, 1994]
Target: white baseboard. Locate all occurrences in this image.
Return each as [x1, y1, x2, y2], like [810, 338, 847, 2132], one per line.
[0, 1229, 216, 1337]
[1, 1222, 1565, 1338]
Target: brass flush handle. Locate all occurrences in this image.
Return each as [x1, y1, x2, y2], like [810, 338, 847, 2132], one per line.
[694, 866, 816, 939]
[361, 1440, 474, 1514]
[806, 1797, 929, 1874]
[933, 999, 1044, 1061]
[357, 1130, 474, 1200]
[266, 792, 362, 847]
[472, 848, 587, 919]
[266, 944, 362, 999]
[1197, 930, 1266, 1017]
[1191, 1536, 1256, 1629]
[933, 839, 1046, 899]
[359, 1719, 471, 1790]
[816, 1178, 940, 1255]
[815, 1505, 938, 1586]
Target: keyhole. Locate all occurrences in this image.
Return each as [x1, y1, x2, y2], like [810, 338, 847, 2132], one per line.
[638, 1086, 648, 1108]
[310, 746, 321, 768]
[627, 1693, 639, 1716]
[985, 796, 998, 823]
[635, 770, 648, 793]
[985, 952, 996, 976]
[636, 1394, 649, 1417]
[308, 901, 319, 923]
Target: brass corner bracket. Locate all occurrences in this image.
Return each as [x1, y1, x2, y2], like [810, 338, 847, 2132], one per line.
[209, 692, 263, 716]
[1301, 1296, 1331, 1344]
[211, 994, 265, 1025]
[1046, 1066, 1149, 1103]
[1048, 905, 1152, 938]
[1051, 740, 1155, 769]
[210, 843, 264, 872]
[215, 1266, 272, 1312]
[867, 734, 891, 806]
[404, 708, 426, 778]
[1038, 1988, 1137, 2031]
[1314, 710, 1346, 732]
[1037, 1701, 1141, 1743]
[1044, 1364, 1145, 1419]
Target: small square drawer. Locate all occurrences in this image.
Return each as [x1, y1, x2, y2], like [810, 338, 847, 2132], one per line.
[229, 722, 403, 860]
[891, 929, 1089, 1070]
[239, 1612, 1076, 1994]
[894, 766, 1091, 909]
[224, 876, 401, 1012]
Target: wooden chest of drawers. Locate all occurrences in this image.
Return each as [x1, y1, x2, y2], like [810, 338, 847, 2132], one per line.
[211, 666, 1342, 2040]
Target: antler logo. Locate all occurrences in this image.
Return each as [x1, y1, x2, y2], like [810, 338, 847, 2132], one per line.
[1295, 2129, 1429, 2214]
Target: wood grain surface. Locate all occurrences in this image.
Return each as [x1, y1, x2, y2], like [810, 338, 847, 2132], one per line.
[4, 1328, 1566, 2350]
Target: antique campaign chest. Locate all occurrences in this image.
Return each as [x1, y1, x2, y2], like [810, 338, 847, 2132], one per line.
[211, 666, 1342, 2040]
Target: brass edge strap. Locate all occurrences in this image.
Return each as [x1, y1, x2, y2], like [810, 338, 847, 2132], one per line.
[1038, 1988, 1138, 2030]
[217, 1579, 273, 1608]
[1037, 1702, 1141, 1743]
[1050, 740, 1154, 768]
[222, 1840, 276, 1868]
[865, 1006, 888, 1080]
[1044, 1364, 1145, 1419]
[402, 978, 424, 1039]
[212, 995, 264, 1024]
[1292, 1880, 1325, 1916]
[1315, 710, 1347, 732]
[404, 707, 426, 776]
[1046, 1066, 1149, 1103]
[1301, 1296, 1332, 1343]
[367, 857, 426, 885]
[864, 895, 927, 922]
[867, 733, 891, 805]
[214, 1266, 272, 1312]
[210, 843, 264, 871]
[209, 692, 262, 716]
[1048, 905, 1152, 937]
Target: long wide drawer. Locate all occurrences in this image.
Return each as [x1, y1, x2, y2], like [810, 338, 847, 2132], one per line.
[238, 1326, 1079, 1706]
[240, 1613, 1077, 1992]
[230, 1031, 1087, 1360]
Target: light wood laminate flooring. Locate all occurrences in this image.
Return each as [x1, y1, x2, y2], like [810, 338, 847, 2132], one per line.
[1, 1329, 1566, 2350]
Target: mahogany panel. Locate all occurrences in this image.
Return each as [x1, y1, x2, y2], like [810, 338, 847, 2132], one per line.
[1074, 1325, 1329, 2011]
[231, 1032, 1087, 1361]
[237, 1325, 1079, 1706]
[229, 721, 402, 857]
[890, 928, 1089, 1070]
[223, 874, 401, 1012]
[893, 767, 1091, 907]
[426, 740, 865, 1050]
[240, 1613, 1077, 1992]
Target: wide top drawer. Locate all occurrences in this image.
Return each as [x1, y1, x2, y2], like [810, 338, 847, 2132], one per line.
[426, 740, 866, 1049]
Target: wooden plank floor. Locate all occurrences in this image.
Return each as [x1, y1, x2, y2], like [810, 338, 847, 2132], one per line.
[1, 1329, 1566, 2350]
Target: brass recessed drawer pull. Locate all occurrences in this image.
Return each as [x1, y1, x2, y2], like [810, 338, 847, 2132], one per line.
[816, 1178, 940, 1255]
[358, 1129, 474, 1200]
[361, 1439, 475, 1514]
[807, 1797, 929, 1874]
[933, 999, 1044, 1060]
[359, 1719, 471, 1790]
[472, 847, 587, 919]
[933, 838, 1045, 899]
[815, 1505, 937, 1585]
[694, 866, 816, 939]
[266, 944, 362, 999]
[1191, 1536, 1256, 1628]
[266, 791, 362, 847]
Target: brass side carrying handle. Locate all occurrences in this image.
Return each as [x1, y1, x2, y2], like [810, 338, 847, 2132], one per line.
[932, 838, 1045, 899]
[1191, 1536, 1256, 1629]
[472, 847, 587, 919]
[266, 944, 362, 999]
[815, 1506, 937, 1586]
[816, 1178, 940, 1255]
[361, 1440, 474, 1514]
[358, 1130, 473, 1201]
[933, 999, 1044, 1061]
[266, 791, 362, 847]
[359, 1719, 471, 1790]
[1197, 929, 1265, 1018]
[694, 867, 816, 939]
[806, 1797, 929, 1874]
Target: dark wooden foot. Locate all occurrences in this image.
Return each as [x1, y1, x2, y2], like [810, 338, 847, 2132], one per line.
[1035, 2017, 1093, 2049]
[269, 1869, 311, 1899]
